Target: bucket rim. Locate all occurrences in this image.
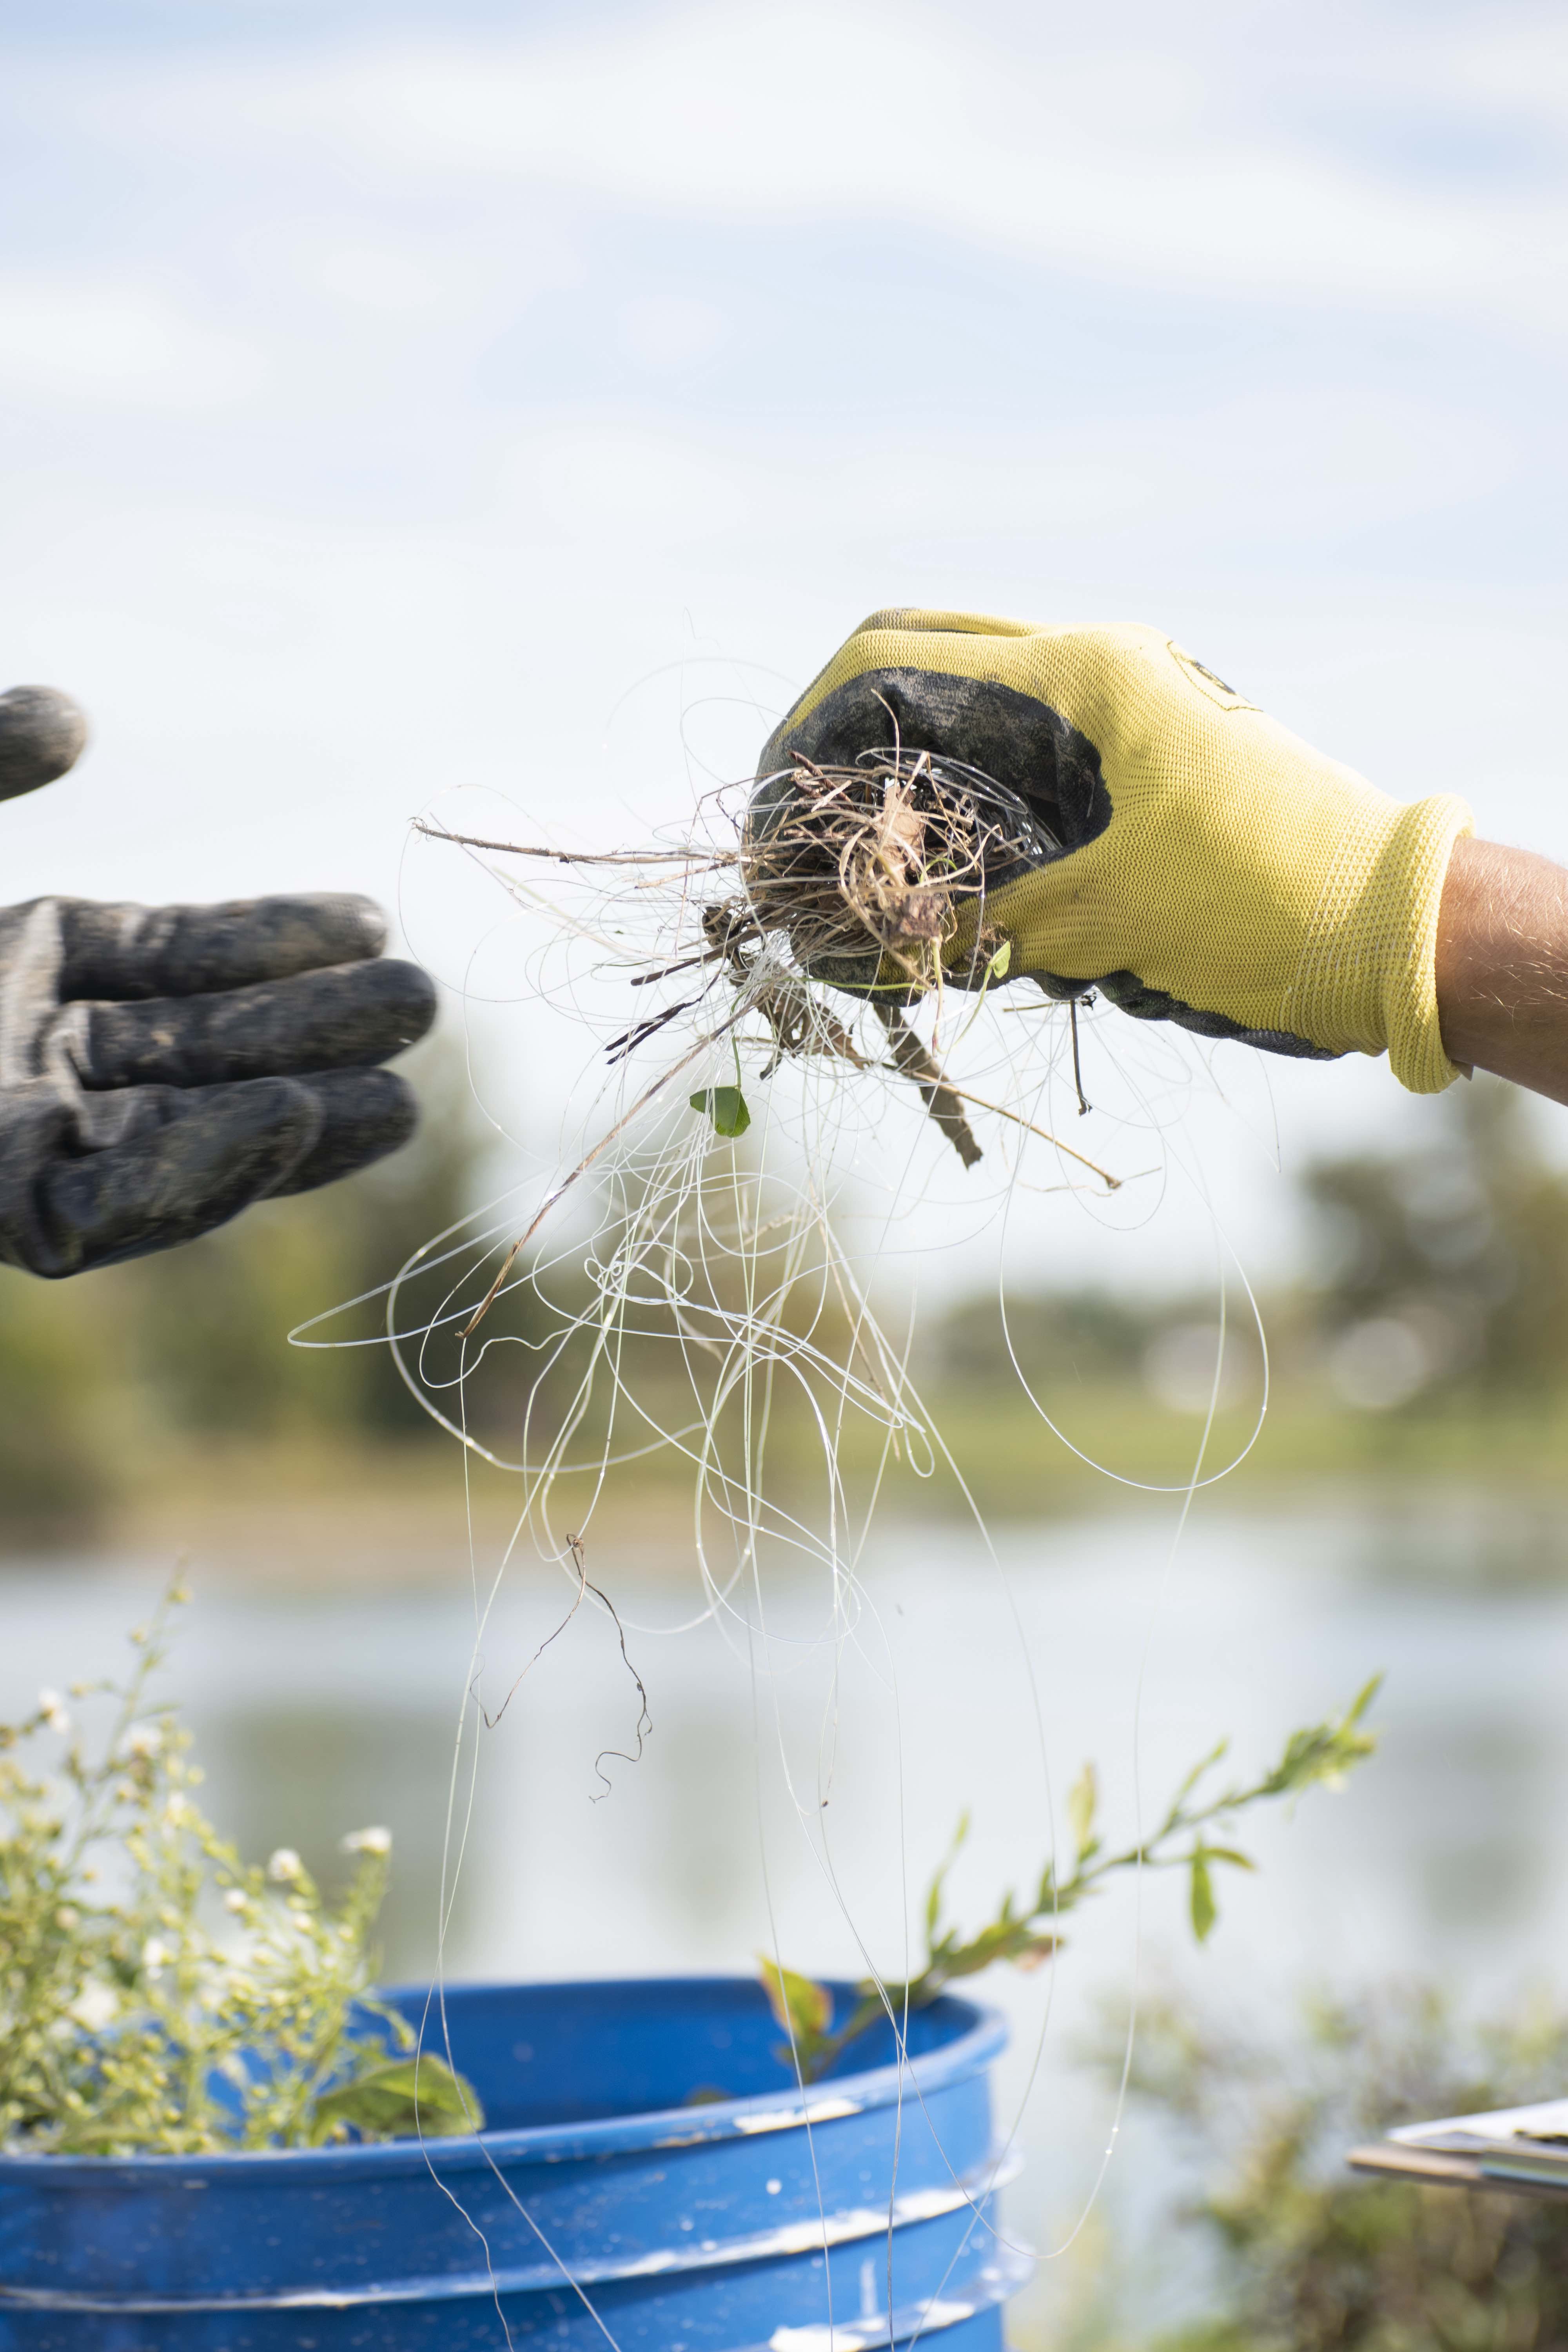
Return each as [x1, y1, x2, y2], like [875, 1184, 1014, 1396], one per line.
[0, 1972, 1007, 2182]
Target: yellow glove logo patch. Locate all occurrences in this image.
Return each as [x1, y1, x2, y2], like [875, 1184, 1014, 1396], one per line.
[1165, 642, 1259, 713]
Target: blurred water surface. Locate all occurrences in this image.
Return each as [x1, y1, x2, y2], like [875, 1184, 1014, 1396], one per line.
[4, 1507, 1566, 2339]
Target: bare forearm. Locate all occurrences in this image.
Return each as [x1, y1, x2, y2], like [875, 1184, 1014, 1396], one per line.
[1436, 836, 1568, 1106]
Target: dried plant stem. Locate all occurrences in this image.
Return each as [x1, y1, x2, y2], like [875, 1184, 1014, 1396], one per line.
[1069, 996, 1091, 1117]
[872, 1005, 984, 1170]
[932, 1078, 1122, 1190]
[414, 820, 733, 871]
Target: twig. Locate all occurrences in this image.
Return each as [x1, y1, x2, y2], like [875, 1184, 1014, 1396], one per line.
[605, 993, 703, 1064]
[629, 950, 722, 988]
[1069, 997, 1091, 1117]
[931, 1078, 1121, 1190]
[872, 1005, 983, 1169]
[414, 819, 733, 870]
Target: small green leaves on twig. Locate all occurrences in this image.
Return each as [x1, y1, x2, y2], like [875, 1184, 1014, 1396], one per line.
[926, 1808, 970, 1944]
[762, 1680, 1383, 2082]
[757, 1956, 837, 2079]
[309, 2053, 478, 2146]
[1189, 1849, 1217, 1942]
[1255, 1675, 1382, 1798]
[690, 1085, 751, 1138]
[1067, 1763, 1098, 1867]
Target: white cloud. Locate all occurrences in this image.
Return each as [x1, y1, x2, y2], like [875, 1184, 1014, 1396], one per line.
[508, 419, 757, 543]
[0, 277, 257, 408]
[483, 380, 1512, 569]
[305, 239, 455, 318]
[203, 5, 1566, 324]
[616, 293, 726, 374]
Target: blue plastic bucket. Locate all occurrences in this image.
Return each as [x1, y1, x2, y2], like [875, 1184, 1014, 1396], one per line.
[0, 1976, 1024, 2349]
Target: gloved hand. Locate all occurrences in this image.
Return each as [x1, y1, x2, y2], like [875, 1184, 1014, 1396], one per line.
[0, 686, 436, 1276]
[758, 610, 1474, 1093]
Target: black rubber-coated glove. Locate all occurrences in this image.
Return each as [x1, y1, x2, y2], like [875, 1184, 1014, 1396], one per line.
[0, 686, 436, 1276]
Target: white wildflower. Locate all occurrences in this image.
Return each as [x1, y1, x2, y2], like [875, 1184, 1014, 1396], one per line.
[164, 1793, 189, 1825]
[68, 1982, 119, 2032]
[339, 1826, 392, 1856]
[223, 1888, 249, 1914]
[266, 1848, 302, 1883]
[141, 1936, 172, 1975]
[217, 2053, 250, 2090]
[125, 1724, 162, 1758]
[54, 1905, 79, 1931]
[36, 1688, 70, 1734]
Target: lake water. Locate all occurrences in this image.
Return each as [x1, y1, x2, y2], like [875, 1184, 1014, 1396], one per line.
[5, 1500, 1567, 2343]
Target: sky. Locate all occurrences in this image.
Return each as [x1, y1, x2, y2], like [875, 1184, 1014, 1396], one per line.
[0, 0, 1565, 1289]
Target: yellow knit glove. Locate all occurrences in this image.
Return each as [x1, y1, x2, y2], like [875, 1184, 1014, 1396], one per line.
[759, 609, 1473, 1092]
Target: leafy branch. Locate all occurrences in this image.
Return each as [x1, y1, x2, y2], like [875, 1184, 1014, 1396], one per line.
[761, 1679, 1381, 2083]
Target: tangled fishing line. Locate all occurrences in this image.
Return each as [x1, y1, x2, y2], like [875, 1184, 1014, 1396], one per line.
[356, 726, 1275, 1879]
[292, 725, 1281, 2346]
[399, 740, 1124, 1520]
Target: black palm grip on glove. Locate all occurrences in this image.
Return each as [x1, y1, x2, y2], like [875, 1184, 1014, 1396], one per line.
[0, 893, 436, 1277]
[759, 669, 1113, 863]
[759, 664, 1330, 1056]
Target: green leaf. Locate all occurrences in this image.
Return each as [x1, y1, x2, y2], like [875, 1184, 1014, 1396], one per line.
[1201, 1846, 1257, 1872]
[1168, 1737, 1229, 1817]
[689, 1087, 751, 1138]
[1346, 1674, 1383, 1727]
[1189, 1850, 1217, 1944]
[757, 1956, 833, 2047]
[1066, 1762, 1097, 1862]
[986, 939, 1012, 980]
[309, 2054, 482, 2145]
[924, 1810, 971, 1945]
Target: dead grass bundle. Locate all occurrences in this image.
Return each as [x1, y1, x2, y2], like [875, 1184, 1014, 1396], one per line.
[730, 746, 1049, 1000]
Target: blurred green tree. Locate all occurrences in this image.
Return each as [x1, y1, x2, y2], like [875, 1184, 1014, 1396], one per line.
[931, 1288, 1158, 1391]
[0, 1270, 115, 1532]
[1301, 1075, 1568, 1398]
[0, 1046, 498, 1538]
[96, 1044, 487, 1438]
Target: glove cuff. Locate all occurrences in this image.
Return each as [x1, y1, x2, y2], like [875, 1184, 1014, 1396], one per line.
[1287, 791, 1474, 1094]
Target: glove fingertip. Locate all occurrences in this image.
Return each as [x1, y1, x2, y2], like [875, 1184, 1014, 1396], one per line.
[388, 959, 438, 1047]
[304, 893, 389, 962]
[267, 1067, 420, 1196]
[0, 687, 89, 803]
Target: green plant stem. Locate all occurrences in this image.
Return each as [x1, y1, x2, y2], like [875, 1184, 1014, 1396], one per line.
[768, 1679, 1381, 2083]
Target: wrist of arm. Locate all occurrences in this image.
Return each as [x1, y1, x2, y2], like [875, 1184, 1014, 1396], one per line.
[1436, 836, 1568, 1106]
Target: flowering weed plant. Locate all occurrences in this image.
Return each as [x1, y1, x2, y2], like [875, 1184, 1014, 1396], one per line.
[0, 1582, 479, 2155]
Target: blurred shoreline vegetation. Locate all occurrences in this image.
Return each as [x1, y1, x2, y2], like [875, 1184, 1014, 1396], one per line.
[1060, 1977, 1568, 2352]
[0, 1045, 492, 1543]
[6, 1069, 1568, 1553]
